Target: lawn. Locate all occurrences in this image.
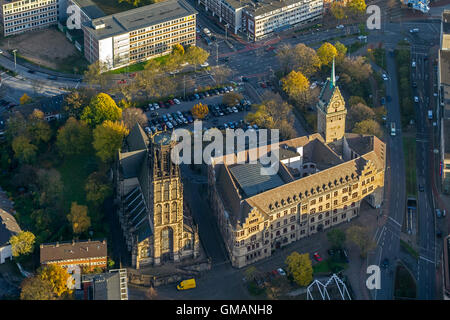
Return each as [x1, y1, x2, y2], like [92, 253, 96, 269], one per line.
[57, 153, 98, 212]
[313, 258, 348, 274]
[106, 54, 171, 74]
[394, 264, 417, 299]
[403, 136, 417, 197]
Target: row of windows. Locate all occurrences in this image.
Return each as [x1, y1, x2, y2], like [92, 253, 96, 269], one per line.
[130, 21, 195, 41]
[4, 5, 55, 20]
[5, 11, 55, 26]
[5, 16, 55, 33]
[130, 16, 194, 36]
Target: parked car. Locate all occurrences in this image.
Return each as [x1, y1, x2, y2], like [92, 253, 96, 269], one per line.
[313, 252, 322, 262]
[419, 184, 424, 192]
[382, 74, 388, 81]
[194, 93, 200, 99]
[327, 249, 335, 256]
[200, 62, 209, 68]
[336, 24, 344, 29]
[277, 268, 286, 276]
[436, 209, 442, 218]
[173, 98, 180, 104]
[381, 258, 389, 269]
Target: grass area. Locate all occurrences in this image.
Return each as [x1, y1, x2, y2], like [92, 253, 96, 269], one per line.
[403, 136, 417, 197]
[369, 48, 387, 70]
[105, 54, 171, 74]
[348, 41, 366, 54]
[54, 53, 89, 75]
[57, 153, 97, 212]
[394, 45, 414, 128]
[394, 264, 417, 299]
[400, 239, 419, 260]
[312, 258, 348, 274]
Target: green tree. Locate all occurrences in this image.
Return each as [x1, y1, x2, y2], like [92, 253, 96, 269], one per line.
[5, 112, 27, 143]
[9, 231, 35, 257]
[347, 103, 375, 130]
[191, 103, 209, 119]
[348, 96, 367, 107]
[27, 110, 52, 145]
[334, 41, 347, 63]
[222, 92, 243, 107]
[81, 93, 122, 127]
[64, 90, 87, 119]
[67, 202, 91, 234]
[281, 70, 310, 102]
[285, 252, 313, 287]
[39, 264, 73, 298]
[85, 171, 112, 208]
[36, 168, 64, 208]
[317, 42, 338, 66]
[56, 117, 92, 156]
[185, 46, 210, 71]
[327, 229, 346, 250]
[92, 120, 129, 162]
[12, 135, 38, 164]
[20, 276, 56, 300]
[346, 225, 376, 258]
[353, 119, 383, 138]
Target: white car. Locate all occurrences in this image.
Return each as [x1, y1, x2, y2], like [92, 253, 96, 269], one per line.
[414, 96, 419, 103]
[410, 28, 419, 33]
[412, 61, 416, 67]
[277, 268, 286, 276]
[382, 74, 388, 81]
[200, 62, 209, 67]
[173, 98, 180, 104]
[166, 121, 173, 129]
[336, 24, 344, 29]
[153, 103, 160, 109]
[232, 107, 238, 113]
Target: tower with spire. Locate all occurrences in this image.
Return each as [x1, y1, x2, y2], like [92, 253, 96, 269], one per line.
[316, 57, 347, 143]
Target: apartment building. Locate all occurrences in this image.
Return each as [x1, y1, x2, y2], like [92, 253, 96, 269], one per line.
[82, 0, 197, 71]
[40, 239, 108, 271]
[1, 0, 58, 36]
[439, 10, 450, 193]
[197, 0, 323, 41]
[207, 70, 385, 268]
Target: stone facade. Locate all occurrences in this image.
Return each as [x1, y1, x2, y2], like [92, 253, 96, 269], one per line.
[116, 127, 200, 269]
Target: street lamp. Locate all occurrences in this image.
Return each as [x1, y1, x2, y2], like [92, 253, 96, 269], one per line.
[12, 49, 17, 71]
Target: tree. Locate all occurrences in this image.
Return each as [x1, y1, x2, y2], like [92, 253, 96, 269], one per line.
[67, 202, 91, 234]
[353, 119, 383, 138]
[281, 70, 310, 103]
[347, 0, 367, 15]
[292, 43, 321, 77]
[317, 42, 338, 66]
[339, 56, 372, 83]
[348, 96, 367, 107]
[171, 43, 185, 66]
[9, 231, 35, 257]
[83, 61, 109, 89]
[5, 112, 27, 143]
[244, 266, 258, 281]
[346, 225, 376, 258]
[20, 93, 32, 105]
[285, 252, 313, 287]
[85, 171, 112, 208]
[327, 229, 346, 250]
[81, 93, 122, 127]
[347, 103, 375, 130]
[36, 168, 64, 208]
[39, 264, 73, 297]
[334, 41, 347, 63]
[330, 2, 345, 21]
[56, 117, 92, 156]
[64, 90, 87, 119]
[12, 135, 38, 164]
[92, 120, 129, 162]
[20, 276, 56, 300]
[276, 44, 295, 75]
[122, 107, 148, 130]
[222, 92, 243, 107]
[27, 110, 52, 145]
[212, 66, 232, 84]
[185, 46, 210, 71]
[191, 103, 209, 119]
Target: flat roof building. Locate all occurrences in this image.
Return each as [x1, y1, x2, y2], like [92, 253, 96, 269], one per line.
[82, 0, 197, 70]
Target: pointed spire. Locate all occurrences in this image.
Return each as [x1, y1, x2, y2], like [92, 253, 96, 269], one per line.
[330, 57, 336, 89]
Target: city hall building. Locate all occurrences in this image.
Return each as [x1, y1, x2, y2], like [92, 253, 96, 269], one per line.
[207, 69, 386, 268]
[82, 0, 197, 71]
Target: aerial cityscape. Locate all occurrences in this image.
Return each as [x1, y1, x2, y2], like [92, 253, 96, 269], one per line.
[0, 0, 448, 305]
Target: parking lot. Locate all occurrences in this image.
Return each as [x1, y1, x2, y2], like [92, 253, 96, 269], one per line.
[143, 84, 258, 135]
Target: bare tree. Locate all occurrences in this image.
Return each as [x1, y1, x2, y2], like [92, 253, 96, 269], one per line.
[122, 107, 148, 130]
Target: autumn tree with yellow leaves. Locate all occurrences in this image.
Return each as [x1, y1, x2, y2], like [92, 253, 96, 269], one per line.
[191, 103, 209, 119]
[92, 120, 129, 162]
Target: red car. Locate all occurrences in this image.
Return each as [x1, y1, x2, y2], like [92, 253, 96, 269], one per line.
[158, 101, 164, 108]
[117, 79, 127, 84]
[168, 99, 175, 105]
[129, 72, 137, 78]
[313, 252, 322, 262]
[260, 82, 267, 88]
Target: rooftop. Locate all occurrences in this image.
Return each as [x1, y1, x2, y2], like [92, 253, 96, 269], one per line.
[443, 10, 450, 34]
[84, 0, 197, 40]
[441, 50, 450, 86]
[81, 272, 122, 300]
[224, 0, 319, 17]
[0, 187, 21, 247]
[72, 0, 106, 20]
[40, 239, 107, 263]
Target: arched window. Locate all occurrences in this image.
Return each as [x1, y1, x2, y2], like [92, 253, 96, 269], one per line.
[164, 203, 170, 223]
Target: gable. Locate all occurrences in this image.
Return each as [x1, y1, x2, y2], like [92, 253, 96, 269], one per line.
[326, 87, 346, 114]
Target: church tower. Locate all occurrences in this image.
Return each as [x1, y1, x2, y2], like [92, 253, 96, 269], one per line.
[149, 131, 184, 265]
[316, 59, 347, 143]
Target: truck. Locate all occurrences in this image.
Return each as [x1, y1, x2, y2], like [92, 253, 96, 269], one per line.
[203, 28, 212, 37]
[390, 122, 396, 136]
[428, 110, 433, 120]
[177, 278, 196, 290]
